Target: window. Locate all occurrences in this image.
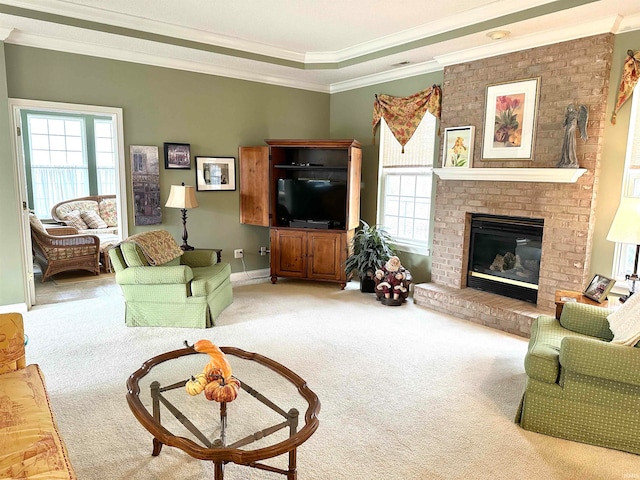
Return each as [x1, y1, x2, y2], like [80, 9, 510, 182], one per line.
[22, 111, 117, 218]
[377, 113, 437, 254]
[612, 85, 640, 280]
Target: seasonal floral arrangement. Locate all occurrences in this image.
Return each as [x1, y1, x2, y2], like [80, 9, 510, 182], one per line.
[185, 340, 241, 403]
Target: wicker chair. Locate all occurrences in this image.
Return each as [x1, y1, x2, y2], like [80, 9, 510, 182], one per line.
[29, 213, 100, 282]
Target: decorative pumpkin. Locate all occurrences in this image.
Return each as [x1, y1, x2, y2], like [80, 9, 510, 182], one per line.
[185, 373, 208, 396]
[193, 339, 232, 379]
[204, 376, 241, 403]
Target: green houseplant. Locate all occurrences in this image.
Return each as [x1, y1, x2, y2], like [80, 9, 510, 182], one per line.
[345, 220, 396, 293]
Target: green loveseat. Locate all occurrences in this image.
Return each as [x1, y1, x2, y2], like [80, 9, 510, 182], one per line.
[109, 242, 232, 328]
[515, 301, 640, 454]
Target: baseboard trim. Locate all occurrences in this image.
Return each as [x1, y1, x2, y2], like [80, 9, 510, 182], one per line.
[230, 268, 270, 284]
[0, 303, 29, 314]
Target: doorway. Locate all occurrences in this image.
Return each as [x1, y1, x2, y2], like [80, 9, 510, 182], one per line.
[9, 99, 128, 308]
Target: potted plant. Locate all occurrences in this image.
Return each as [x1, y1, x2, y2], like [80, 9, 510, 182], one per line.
[345, 220, 396, 293]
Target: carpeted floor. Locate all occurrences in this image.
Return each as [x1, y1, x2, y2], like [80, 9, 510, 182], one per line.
[22, 279, 640, 479]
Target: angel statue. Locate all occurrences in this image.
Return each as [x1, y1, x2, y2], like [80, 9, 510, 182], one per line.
[557, 104, 588, 168]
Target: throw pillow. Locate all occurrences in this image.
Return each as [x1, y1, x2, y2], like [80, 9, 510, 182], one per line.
[28, 212, 45, 232]
[98, 199, 118, 227]
[64, 210, 88, 230]
[81, 210, 108, 229]
[607, 292, 640, 346]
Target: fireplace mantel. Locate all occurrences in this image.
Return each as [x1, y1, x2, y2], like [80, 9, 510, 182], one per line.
[433, 168, 587, 183]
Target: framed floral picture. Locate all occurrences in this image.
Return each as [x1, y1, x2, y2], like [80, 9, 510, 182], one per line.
[442, 126, 474, 168]
[481, 78, 540, 160]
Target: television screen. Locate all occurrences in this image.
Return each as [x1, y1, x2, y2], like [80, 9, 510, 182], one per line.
[277, 178, 347, 228]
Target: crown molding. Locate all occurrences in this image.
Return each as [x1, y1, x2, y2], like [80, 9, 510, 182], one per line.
[330, 60, 442, 93]
[0, 0, 306, 62]
[434, 15, 619, 67]
[308, 0, 560, 64]
[0, 27, 13, 41]
[616, 12, 640, 33]
[7, 31, 330, 93]
[0, 0, 566, 66]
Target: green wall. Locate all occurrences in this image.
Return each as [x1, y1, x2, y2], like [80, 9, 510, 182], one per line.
[591, 30, 640, 278]
[329, 72, 443, 283]
[0, 42, 26, 306]
[3, 44, 329, 303]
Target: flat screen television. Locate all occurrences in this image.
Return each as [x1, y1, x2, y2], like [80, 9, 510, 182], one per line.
[277, 178, 347, 229]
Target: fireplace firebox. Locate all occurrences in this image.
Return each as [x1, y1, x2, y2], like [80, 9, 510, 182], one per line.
[467, 214, 543, 304]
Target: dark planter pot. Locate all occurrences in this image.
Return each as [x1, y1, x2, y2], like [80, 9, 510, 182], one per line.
[360, 276, 376, 293]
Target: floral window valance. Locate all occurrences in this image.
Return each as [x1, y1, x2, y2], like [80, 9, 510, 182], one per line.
[612, 49, 640, 125]
[372, 85, 442, 152]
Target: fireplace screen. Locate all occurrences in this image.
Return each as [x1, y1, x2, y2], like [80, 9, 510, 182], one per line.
[468, 214, 543, 304]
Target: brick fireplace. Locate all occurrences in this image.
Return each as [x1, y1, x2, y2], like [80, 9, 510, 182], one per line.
[414, 34, 614, 337]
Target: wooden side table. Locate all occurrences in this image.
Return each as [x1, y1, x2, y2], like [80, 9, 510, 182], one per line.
[554, 289, 614, 319]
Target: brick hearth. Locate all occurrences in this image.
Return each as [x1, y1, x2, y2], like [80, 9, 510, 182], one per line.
[413, 34, 614, 337]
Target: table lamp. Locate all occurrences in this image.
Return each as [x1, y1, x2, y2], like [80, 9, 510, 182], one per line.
[606, 197, 640, 302]
[165, 182, 199, 251]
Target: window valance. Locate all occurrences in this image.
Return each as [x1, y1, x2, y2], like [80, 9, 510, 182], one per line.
[372, 85, 442, 152]
[613, 49, 640, 125]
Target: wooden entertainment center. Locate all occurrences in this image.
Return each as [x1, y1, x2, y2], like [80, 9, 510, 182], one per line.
[239, 139, 362, 288]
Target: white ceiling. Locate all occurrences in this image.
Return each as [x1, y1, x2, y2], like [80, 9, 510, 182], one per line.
[0, 0, 639, 92]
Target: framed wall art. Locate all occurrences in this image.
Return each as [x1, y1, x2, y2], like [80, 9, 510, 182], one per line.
[481, 78, 540, 161]
[195, 156, 236, 191]
[130, 145, 162, 226]
[164, 142, 191, 169]
[442, 126, 475, 168]
[583, 273, 615, 303]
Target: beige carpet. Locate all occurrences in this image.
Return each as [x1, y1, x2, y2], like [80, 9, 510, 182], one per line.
[22, 280, 640, 479]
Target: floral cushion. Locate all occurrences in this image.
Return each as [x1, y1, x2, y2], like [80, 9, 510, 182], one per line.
[63, 211, 88, 230]
[56, 200, 99, 220]
[80, 210, 108, 229]
[98, 199, 118, 227]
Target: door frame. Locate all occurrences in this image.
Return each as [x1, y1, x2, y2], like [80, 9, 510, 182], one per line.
[8, 98, 128, 308]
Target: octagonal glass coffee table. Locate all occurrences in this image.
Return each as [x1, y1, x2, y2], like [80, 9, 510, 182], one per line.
[126, 344, 320, 479]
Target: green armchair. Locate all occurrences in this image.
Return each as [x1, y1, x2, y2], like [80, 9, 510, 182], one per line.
[515, 301, 640, 454]
[109, 234, 232, 328]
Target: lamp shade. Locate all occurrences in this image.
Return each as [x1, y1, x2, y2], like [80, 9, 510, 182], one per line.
[607, 197, 640, 245]
[165, 184, 198, 209]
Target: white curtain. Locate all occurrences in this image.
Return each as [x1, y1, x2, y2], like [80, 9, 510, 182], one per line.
[31, 167, 89, 219]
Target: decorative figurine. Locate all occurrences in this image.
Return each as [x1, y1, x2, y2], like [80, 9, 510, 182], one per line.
[557, 104, 589, 168]
[374, 256, 412, 306]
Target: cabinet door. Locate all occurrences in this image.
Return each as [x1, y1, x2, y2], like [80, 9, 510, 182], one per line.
[239, 146, 269, 226]
[307, 231, 345, 281]
[347, 146, 362, 231]
[271, 229, 306, 277]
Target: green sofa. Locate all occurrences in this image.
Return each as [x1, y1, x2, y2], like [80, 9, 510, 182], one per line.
[109, 243, 232, 328]
[515, 301, 640, 454]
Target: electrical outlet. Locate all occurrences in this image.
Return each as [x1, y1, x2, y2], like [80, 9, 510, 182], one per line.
[234, 248, 243, 259]
[259, 246, 268, 256]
